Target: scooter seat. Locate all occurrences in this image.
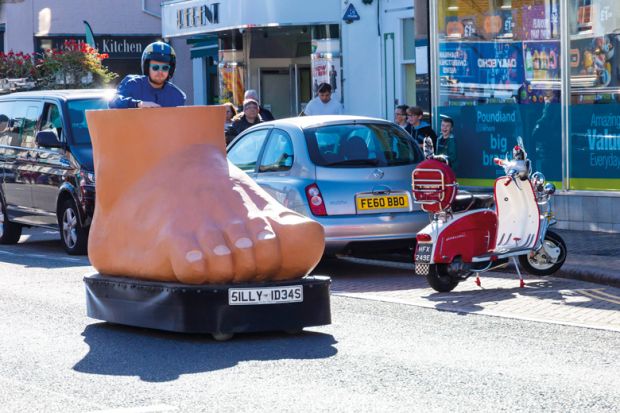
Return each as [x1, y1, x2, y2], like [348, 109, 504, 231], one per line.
[451, 192, 494, 213]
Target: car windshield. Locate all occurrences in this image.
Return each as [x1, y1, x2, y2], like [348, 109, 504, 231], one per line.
[67, 98, 110, 145]
[304, 123, 423, 167]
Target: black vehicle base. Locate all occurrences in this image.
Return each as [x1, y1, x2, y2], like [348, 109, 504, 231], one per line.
[84, 273, 332, 339]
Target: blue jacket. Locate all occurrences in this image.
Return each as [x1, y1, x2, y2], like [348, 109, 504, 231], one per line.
[109, 75, 186, 109]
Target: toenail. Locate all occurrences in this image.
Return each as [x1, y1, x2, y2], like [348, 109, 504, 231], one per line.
[235, 237, 253, 248]
[186, 250, 203, 263]
[258, 230, 276, 240]
[214, 245, 231, 256]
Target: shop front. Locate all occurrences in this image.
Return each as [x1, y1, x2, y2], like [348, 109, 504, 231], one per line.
[162, 0, 342, 118]
[35, 35, 161, 80]
[429, 0, 620, 231]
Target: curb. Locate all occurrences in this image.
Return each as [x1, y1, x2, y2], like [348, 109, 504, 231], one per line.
[338, 255, 620, 289]
[554, 264, 620, 289]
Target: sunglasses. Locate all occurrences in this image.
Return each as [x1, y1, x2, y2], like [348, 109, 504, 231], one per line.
[150, 64, 171, 72]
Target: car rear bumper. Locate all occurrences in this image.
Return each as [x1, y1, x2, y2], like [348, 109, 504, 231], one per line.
[314, 211, 429, 254]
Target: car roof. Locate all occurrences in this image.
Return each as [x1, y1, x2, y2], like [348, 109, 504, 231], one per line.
[260, 115, 394, 130]
[0, 88, 115, 101]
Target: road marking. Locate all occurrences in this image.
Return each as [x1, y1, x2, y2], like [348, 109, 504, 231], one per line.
[577, 289, 620, 305]
[87, 405, 178, 413]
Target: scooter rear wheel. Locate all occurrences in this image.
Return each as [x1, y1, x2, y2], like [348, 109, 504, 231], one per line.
[518, 230, 567, 276]
[426, 264, 460, 292]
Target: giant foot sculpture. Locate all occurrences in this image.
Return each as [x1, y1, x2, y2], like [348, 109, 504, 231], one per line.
[85, 106, 324, 284]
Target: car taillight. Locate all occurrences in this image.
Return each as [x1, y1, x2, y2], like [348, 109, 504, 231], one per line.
[305, 183, 327, 216]
[416, 233, 432, 242]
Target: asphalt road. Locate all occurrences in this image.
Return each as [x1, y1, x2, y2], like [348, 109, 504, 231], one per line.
[0, 231, 619, 412]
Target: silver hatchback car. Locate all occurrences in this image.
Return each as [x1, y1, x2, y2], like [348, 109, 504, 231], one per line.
[226, 115, 428, 255]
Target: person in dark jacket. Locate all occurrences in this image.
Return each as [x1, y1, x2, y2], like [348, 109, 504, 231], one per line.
[405, 105, 437, 149]
[226, 99, 263, 144]
[109, 41, 185, 109]
[244, 89, 274, 121]
[436, 116, 458, 170]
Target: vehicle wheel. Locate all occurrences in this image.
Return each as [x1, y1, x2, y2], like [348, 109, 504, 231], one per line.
[425, 264, 460, 292]
[0, 198, 22, 244]
[59, 199, 88, 255]
[519, 230, 567, 276]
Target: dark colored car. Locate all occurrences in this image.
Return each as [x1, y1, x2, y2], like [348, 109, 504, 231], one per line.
[0, 89, 113, 254]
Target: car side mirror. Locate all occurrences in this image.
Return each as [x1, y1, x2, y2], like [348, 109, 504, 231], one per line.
[36, 130, 63, 148]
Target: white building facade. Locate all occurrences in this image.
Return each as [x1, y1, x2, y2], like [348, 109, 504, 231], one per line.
[0, 0, 193, 99]
[161, 0, 427, 118]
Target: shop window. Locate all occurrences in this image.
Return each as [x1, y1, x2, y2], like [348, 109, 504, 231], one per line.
[568, 0, 620, 190]
[435, 0, 562, 187]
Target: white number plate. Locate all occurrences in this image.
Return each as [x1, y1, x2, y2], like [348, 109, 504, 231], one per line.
[228, 285, 303, 305]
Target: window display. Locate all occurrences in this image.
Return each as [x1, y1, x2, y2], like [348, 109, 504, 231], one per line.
[436, 0, 561, 186]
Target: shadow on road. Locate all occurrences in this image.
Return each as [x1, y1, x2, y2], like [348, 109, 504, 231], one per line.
[74, 322, 338, 382]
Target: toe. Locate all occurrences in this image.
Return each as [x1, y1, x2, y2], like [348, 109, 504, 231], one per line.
[222, 220, 257, 283]
[196, 225, 235, 284]
[166, 233, 210, 284]
[245, 216, 281, 281]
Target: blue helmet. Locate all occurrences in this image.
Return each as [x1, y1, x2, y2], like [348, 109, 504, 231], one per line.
[141, 41, 176, 80]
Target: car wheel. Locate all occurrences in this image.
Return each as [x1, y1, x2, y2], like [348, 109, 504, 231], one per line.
[0, 197, 22, 244]
[59, 199, 88, 255]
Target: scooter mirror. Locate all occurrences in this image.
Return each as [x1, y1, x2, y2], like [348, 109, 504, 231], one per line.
[544, 182, 556, 195]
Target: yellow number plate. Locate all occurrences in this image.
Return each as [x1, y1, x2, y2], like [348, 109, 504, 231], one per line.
[356, 194, 409, 211]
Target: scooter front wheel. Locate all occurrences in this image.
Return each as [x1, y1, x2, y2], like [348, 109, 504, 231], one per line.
[426, 264, 460, 292]
[519, 230, 567, 276]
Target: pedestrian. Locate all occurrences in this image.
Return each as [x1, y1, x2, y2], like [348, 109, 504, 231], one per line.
[437, 116, 458, 169]
[405, 106, 437, 149]
[226, 98, 263, 144]
[302, 82, 343, 116]
[243, 89, 274, 121]
[109, 41, 186, 109]
[223, 102, 237, 140]
[394, 104, 408, 129]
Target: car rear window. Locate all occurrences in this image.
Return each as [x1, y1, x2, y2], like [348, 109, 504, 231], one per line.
[67, 98, 109, 145]
[304, 123, 423, 167]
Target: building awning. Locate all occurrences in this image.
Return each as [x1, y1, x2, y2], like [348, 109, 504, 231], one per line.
[162, 0, 341, 38]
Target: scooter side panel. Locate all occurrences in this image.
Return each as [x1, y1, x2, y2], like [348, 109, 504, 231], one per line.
[433, 210, 497, 263]
[494, 177, 540, 250]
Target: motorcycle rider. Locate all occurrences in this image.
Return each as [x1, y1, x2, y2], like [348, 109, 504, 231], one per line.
[109, 41, 186, 109]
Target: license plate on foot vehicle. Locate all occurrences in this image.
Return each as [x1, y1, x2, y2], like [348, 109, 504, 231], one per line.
[415, 243, 432, 263]
[229, 285, 303, 305]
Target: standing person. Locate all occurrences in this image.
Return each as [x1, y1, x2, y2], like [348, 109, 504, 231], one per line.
[223, 102, 238, 143]
[303, 82, 343, 116]
[329, 65, 338, 92]
[437, 116, 458, 170]
[394, 104, 408, 129]
[406, 106, 437, 148]
[227, 99, 263, 144]
[244, 89, 274, 121]
[109, 41, 186, 109]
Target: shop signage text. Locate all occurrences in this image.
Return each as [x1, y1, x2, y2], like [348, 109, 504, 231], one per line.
[176, 3, 219, 29]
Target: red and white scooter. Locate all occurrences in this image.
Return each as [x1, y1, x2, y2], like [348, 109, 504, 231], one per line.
[411, 137, 566, 292]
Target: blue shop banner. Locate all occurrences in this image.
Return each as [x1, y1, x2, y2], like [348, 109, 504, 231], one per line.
[570, 103, 620, 190]
[439, 41, 524, 86]
[438, 103, 562, 185]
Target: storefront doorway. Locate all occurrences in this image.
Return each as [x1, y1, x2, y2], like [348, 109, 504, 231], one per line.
[260, 65, 311, 119]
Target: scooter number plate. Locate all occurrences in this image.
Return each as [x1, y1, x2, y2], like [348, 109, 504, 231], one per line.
[415, 243, 432, 263]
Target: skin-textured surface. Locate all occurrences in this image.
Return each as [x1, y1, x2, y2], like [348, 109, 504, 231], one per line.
[85, 106, 324, 284]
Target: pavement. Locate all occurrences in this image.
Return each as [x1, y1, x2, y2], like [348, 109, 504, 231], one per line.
[551, 229, 620, 289]
[354, 228, 620, 289]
